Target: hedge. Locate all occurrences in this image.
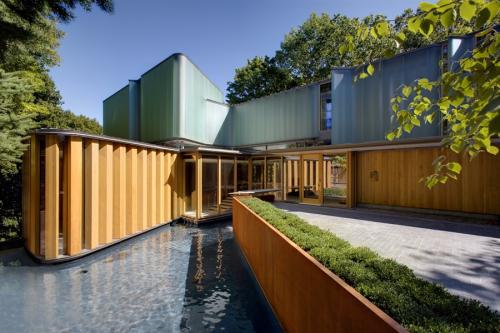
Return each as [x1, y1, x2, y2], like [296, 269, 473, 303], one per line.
[241, 198, 500, 333]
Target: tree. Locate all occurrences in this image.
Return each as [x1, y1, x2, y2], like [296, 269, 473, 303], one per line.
[0, 70, 35, 176]
[0, 0, 113, 58]
[341, 0, 499, 188]
[0, 0, 113, 241]
[226, 13, 399, 104]
[226, 56, 296, 104]
[37, 108, 102, 134]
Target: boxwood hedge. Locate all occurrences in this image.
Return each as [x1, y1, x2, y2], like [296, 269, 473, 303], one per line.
[241, 198, 500, 333]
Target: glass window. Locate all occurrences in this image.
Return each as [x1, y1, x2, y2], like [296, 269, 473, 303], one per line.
[283, 156, 300, 202]
[202, 158, 218, 216]
[320, 82, 332, 131]
[184, 159, 196, 216]
[237, 159, 249, 191]
[251, 158, 265, 190]
[323, 154, 347, 206]
[266, 158, 282, 200]
[220, 160, 235, 212]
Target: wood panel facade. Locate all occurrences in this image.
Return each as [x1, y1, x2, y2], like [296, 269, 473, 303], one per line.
[22, 133, 180, 261]
[22, 131, 499, 262]
[356, 147, 500, 215]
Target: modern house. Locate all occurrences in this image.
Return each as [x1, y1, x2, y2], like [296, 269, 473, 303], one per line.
[22, 32, 500, 262]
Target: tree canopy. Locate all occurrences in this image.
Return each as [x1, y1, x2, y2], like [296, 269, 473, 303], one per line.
[0, 0, 109, 176]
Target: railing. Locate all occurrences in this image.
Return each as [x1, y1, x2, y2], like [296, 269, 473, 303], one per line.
[22, 130, 181, 261]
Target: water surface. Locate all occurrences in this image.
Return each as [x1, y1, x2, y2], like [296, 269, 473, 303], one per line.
[0, 221, 281, 333]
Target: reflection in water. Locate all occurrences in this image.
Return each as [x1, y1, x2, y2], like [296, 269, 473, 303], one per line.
[0, 221, 281, 333]
[216, 229, 223, 281]
[194, 231, 205, 291]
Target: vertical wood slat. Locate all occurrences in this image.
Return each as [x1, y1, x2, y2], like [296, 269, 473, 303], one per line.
[28, 135, 40, 255]
[84, 140, 99, 250]
[347, 151, 356, 208]
[217, 156, 222, 213]
[67, 137, 83, 255]
[98, 143, 113, 245]
[196, 154, 203, 220]
[147, 150, 157, 227]
[164, 153, 172, 222]
[178, 154, 184, 216]
[170, 153, 179, 218]
[126, 147, 138, 234]
[137, 148, 148, 231]
[45, 135, 60, 260]
[234, 157, 238, 193]
[113, 145, 126, 239]
[157, 151, 164, 225]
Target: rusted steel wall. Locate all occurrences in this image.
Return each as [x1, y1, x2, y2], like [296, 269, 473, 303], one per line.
[232, 198, 407, 333]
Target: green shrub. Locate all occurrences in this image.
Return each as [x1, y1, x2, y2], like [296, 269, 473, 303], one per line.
[241, 198, 500, 333]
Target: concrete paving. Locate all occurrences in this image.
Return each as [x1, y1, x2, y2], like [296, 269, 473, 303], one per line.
[274, 202, 500, 312]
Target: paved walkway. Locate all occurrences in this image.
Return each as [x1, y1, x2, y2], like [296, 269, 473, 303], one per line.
[274, 202, 500, 312]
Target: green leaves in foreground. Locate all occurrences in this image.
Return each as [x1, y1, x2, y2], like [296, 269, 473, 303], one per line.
[242, 198, 500, 333]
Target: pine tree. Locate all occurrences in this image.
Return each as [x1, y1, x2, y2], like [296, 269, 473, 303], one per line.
[0, 69, 35, 176]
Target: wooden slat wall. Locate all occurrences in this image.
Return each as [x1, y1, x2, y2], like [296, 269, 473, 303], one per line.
[67, 137, 84, 255]
[44, 135, 60, 260]
[356, 147, 500, 215]
[98, 142, 113, 245]
[23, 134, 179, 260]
[84, 140, 99, 250]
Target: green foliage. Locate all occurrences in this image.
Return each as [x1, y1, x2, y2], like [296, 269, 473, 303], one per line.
[0, 0, 111, 243]
[380, 0, 500, 188]
[37, 109, 102, 134]
[227, 13, 400, 104]
[242, 198, 500, 333]
[226, 56, 296, 104]
[0, 69, 35, 176]
[0, 172, 22, 243]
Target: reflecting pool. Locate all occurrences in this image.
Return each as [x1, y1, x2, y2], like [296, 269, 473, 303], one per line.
[0, 221, 282, 333]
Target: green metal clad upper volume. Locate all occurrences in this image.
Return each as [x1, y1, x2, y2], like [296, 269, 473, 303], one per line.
[140, 54, 180, 142]
[226, 84, 320, 146]
[103, 85, 129, 138]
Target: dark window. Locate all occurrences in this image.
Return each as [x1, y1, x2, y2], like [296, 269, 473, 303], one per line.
[320, 83, 332, 131]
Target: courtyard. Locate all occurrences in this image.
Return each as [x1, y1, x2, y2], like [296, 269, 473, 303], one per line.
[274, 202, 500, 312]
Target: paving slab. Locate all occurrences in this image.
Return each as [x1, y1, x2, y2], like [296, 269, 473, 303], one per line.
[274, 202, 500, 312]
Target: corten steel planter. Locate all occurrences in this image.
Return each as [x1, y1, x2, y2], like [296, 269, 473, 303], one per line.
[232, 197, 407, 333]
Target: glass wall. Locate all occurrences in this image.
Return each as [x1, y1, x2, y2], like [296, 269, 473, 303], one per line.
[283, 156, 300, 202]
[266, 158, 282, 200]
[236, 159, 248, 191]
[302, 157, 321, 200]
[323, 154, 347, 206]
[221, 159, 235, 212]
[251, 158, 265, 190]
[202, 158, 218, 216]
[184, 158, 196, 216]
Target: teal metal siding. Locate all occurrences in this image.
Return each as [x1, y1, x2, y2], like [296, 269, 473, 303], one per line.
[331, 45, 442, 144]
[103, 85, 129, 138]
[227, 84, 320, 146]
[179, 55, 229, 145]
[140, 54, 180, 142]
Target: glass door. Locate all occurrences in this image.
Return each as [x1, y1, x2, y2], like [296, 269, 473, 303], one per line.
[323, 154, 347, 206]
[301, 154, 323, 205]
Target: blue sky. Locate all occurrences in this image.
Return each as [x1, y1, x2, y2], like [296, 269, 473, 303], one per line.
[49, 0, 423, 124]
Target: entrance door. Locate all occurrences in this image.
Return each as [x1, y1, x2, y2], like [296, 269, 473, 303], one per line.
[301, 154, 323, 205]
